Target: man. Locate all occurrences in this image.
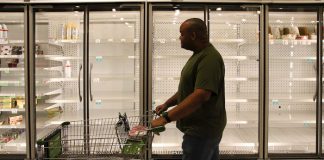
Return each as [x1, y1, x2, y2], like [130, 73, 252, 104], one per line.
[151, 18, 226, 160]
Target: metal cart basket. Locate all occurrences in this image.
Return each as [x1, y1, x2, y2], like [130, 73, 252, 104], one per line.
[37, 113, 163, 160]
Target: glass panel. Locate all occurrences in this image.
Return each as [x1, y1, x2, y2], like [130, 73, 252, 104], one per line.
[209, 5, 260, 155]
[151, 5, 204, 155]
[34, 5, 84, 153]
[89, 5, 141, 118]
[0, 9, 25, 154]
[269, 7, 317, 154]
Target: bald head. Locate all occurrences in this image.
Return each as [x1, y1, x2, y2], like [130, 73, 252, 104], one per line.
[183, 18, 208, 43]
[179, 18, 209, 52]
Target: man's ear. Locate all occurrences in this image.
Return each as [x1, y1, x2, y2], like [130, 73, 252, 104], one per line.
[191, 32, 196, 40]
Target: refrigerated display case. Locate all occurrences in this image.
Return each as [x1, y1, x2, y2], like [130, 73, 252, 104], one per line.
[0, 6, 26, 155]
[32, 5, 86, 154]
[209, 5, 260, 155]
[1, 1, 324, 159]
[150, 4, 204, 155]
[31, 3, 144, 160]
[88, 4, 143, 119]
[150, 4, 261, 157]
[268, 6, 317, 154]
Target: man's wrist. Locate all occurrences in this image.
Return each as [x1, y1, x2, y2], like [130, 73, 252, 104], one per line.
[162, 112, 172, 123]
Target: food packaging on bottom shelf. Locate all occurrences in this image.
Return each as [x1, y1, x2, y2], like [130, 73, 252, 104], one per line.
[0, 129, 24, 143]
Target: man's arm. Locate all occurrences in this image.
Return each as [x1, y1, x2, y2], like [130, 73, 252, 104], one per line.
[165, 92, 179, 107]
[151, 89, 211, 127]
[155, 92, 178, 114]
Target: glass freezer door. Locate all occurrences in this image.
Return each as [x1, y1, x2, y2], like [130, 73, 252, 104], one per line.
[0, 5, 26, 155]
[151, 4, 204, 155]
[34, 5, 85, 143]
[88, 5, 143, 118]
[209, 5, 260, 155]
[268, 6, 317, 154]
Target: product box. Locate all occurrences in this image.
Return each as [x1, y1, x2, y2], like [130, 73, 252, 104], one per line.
[0, 97, 12, 109]
[8, 115, 23, 125]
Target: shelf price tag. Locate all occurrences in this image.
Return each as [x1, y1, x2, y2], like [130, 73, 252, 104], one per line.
[4, 68, 9, 74]
[95, 100, 102, 107]
[272, 99, 279, 108]
[11, 109, 18, 114]
[303, 121, 310, 127]
[0, 81, 8, 86]
[96, 56, 103, 62]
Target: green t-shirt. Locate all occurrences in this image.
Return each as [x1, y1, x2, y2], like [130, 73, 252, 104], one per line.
[176, 43, 226, 139]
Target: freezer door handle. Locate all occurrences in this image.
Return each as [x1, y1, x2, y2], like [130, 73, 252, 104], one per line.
[90, 63, 93, 101]
[79, 64, 82, 102]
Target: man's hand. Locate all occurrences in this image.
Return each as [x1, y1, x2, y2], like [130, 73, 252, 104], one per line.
[155, 103, 168, 115]
[151, 117, 168, 128]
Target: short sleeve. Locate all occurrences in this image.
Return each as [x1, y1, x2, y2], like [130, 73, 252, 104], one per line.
[194, 55, 223, 95]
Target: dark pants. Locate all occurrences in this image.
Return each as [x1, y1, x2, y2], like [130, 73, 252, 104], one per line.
[182, 134, 222, 160]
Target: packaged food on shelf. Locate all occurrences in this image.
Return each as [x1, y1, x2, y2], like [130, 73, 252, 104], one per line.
[35, 45, 43, 55]
[0, 129, 24, 144]
[289, 26, 300, 36]
[60, 23, 66, 40]
[310, 33, 317, 40]
[296, 35, 308, 40]
[60, 22, 79, 40]
[271, 26, 281, 39]
[298, 27, 308, 36]
[2, 24, 8, 40]
[0, 24, 3, 39]
[8, 115, 23, 125]
[7, 59, 19, 68]
[0, 46, 12, 55]
[11, 97, 25, 109]
[46, 106, 63, 118]
[66, 22, 72, 40]
[71, 22, 79, 40]
[283, 27, 290, 35]
[0, 97, 12, 109]
[64, 60, 72, 78]
[11, 46, 23, 55]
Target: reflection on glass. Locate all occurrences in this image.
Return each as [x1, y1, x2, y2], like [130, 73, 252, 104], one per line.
[269, 8, 316, 153]
[210, 7, 260, 154]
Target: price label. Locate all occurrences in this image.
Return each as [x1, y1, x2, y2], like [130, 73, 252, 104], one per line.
[96, 56, 103, 62]
[11, 109, 18, 114]
[303, 121, 310, 127]
[96, 100, 102, 106]
[4, 68, 9, 74]
[0, 82, 8, 86]
[272, 99, 279, 107]
[93, 78, 100, 83]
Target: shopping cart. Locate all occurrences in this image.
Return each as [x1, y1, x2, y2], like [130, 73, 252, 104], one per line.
[37, 112, 164, 160]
